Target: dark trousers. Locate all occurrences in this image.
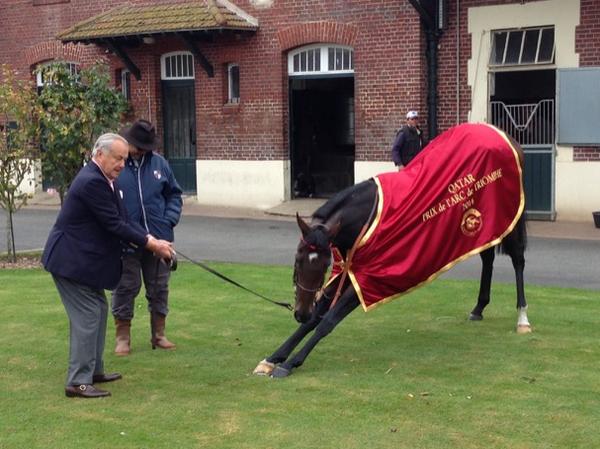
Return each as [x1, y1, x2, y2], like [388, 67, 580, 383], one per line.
[111, 249, 171, 320]
[52, 274, 107, 386]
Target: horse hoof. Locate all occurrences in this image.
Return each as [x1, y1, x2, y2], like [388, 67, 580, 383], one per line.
[516, 324, 532, 334]
[469, 313, 483, 321]
[270, 366, 291, 378]
[253, 359, 275, 376]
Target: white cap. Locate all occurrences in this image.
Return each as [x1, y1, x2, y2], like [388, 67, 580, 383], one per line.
[406, 110, 419, 119]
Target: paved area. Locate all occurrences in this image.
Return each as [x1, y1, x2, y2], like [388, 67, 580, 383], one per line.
[26, 191, 600, 241]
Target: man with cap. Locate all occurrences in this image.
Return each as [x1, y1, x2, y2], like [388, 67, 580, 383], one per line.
[391, 110, 425, 169]
[111, 119, 183, 355]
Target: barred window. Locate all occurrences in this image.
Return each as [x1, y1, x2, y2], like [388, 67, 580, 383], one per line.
[289, 44, 354, 76]
[161, 52, 195, 80]
[490, 27, 555, 67]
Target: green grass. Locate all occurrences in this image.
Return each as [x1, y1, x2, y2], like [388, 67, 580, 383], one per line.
[1, 262, 599, 449]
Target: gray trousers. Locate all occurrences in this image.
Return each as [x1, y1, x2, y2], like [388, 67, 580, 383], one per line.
[52, 274, 107, 387]
[111, 249, 171, 321]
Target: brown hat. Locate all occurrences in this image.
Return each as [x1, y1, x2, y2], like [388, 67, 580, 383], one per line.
[119, 119, 158, 152]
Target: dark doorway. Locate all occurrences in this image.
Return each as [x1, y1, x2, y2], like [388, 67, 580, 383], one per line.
[162, 80, 197, 193]
[490, 69, 556, 220]
[491, 69, 555, 104]
[290, 76, 355, 198]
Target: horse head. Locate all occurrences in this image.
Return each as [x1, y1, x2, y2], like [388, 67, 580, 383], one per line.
[293, 213, 340, 323]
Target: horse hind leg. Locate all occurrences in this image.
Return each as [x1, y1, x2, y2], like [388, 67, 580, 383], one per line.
[470, 247, 495, 321]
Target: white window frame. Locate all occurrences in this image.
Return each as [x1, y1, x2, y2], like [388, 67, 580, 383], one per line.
[489, 26, 555, 67]
[161, 51, 195, 80]
[36, 61, 79, 87]
[227, 63, 240, 104]
[288, 44, 354, 76]
[120, 69, 131, 100]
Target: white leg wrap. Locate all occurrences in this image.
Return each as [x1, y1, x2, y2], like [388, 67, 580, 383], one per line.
[516, 306, 532, 333]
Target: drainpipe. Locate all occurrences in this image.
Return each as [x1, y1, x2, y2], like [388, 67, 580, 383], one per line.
[426, 28, 440, 140]
[408, 0, 444, 141]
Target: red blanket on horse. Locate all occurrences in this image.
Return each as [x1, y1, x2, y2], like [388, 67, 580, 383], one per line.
[330, 123, 525, 311]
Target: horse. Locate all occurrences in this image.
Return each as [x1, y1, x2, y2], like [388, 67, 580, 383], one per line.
[253, 123, 532, 378]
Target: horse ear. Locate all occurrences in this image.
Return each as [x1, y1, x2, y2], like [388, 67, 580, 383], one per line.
[296, 212, 311, 237]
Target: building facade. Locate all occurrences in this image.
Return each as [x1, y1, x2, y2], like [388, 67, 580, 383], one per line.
[1, 0, 598, 220]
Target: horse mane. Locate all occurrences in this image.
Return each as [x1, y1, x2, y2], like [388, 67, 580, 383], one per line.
[312, 180, 374, 223]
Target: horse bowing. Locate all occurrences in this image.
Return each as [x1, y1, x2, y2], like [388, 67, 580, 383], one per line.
[254, 123, 532, 378]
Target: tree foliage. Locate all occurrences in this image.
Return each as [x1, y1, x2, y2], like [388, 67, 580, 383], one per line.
[0, 65, 41, 262]
[37, 63, 127, 203]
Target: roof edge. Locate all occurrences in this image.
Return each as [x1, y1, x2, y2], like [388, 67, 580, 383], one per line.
[56, 4, 130, 40]
[216, 0, 259, 27]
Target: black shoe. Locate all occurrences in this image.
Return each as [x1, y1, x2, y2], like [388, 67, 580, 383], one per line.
[92, 372, 122, 383]
[65, 384, 111, 398]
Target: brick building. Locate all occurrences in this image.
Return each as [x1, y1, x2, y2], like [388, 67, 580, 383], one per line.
[1, 0, 598, 221]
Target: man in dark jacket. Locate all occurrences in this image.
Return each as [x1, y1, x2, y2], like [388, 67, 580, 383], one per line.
[391, 110, 425, 168]
[111, 119, 183, 355]
[42, 133, 173, 398]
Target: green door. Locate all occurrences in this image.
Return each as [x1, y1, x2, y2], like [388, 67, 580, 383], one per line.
[162, 80, 196, 192]
[523, 145, 554, 220]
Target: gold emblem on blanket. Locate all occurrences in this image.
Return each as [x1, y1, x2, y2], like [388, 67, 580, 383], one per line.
[461, 208, 482, 236]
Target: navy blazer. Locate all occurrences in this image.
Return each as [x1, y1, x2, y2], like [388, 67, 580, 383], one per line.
[42, 162, 149, 290]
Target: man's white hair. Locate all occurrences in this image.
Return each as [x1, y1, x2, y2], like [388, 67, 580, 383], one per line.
[92, 133, 128, 157]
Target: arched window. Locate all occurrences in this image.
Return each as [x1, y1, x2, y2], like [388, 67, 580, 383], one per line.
[288, 44, 354, 76]
[161, 52, 195, 80]
[36, 61, 79, 91]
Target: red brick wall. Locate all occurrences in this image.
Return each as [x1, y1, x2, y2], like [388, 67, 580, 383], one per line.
[5, 0, 595, 164]
[0, 0, 426, 163]
[191, 0, 426, 162]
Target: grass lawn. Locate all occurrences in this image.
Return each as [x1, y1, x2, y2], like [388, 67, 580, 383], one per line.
[1, 262, 599, 449]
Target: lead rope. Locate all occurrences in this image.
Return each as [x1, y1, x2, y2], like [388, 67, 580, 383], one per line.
[176, 251, 293, 311]
[328, 191, 379, 310]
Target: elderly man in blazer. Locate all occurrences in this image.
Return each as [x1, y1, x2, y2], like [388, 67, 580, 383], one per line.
[42, 133, 173, 398]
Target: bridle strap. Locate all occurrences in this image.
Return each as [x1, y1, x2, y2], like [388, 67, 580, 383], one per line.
[295, 280, 322, 293]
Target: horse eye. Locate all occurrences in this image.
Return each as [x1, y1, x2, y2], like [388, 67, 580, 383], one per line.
[308, 252, 318, 263]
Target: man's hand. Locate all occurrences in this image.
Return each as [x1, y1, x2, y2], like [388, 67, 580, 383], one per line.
[145, 235, 174, 260]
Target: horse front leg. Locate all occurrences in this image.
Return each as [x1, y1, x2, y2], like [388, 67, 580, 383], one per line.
[253, 291, 334, 376]
[511, 251, 532, 334]
[271, 288, 360, 378]
[470, 247, 495, 321]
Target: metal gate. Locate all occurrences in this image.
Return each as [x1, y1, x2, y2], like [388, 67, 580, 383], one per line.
[490, 99, 555, 220]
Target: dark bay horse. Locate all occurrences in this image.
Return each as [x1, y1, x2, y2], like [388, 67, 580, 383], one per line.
[254, 124, 531, 378]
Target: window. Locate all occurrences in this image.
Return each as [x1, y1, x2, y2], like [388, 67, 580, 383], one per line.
[490, 27, 555, 67]
[161, 52, 195, 80]
[227, 63, 240, 103]
[36, 61, 79, 93]
[120, 69, 131, 101]
[288, 44, 354, 76]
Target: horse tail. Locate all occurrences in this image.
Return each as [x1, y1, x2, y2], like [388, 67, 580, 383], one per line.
[497, 213, 527, 255]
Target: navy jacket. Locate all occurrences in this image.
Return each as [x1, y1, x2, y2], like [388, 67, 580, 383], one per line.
[116, 151, 182, 242]
[42, 162, 149, 290]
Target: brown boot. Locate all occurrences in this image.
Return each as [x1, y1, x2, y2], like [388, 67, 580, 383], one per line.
[151, 314, 176, 350]
[114, 319, 131, 356]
